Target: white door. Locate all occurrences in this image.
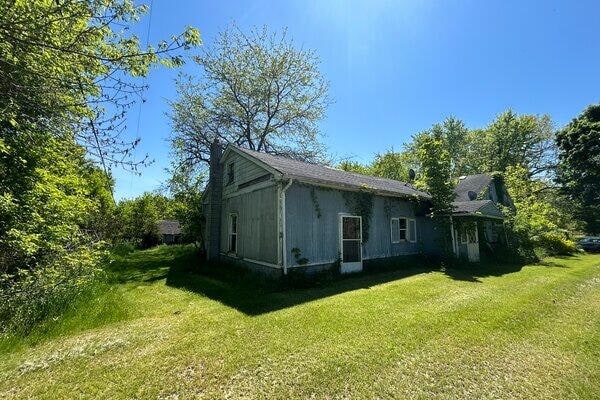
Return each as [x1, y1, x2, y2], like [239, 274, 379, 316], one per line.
[467, 225, 480, 262]
[340, 215, 363, 273]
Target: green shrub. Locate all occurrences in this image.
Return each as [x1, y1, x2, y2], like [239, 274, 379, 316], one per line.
[0, 246, 106, 335]
[536, 232, 578, 256]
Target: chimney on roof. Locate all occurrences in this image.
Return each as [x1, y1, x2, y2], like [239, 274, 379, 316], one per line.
[206, 139, 223, 260]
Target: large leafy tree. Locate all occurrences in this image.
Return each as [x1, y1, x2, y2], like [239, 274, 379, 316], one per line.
[556, 104, 600, 234]
[169, 24, 331, 171]
[0, 0, 200, 171]
[0, 0, 200, 332]
[471, 110, 556, 177]
[416, 126, 456, 254]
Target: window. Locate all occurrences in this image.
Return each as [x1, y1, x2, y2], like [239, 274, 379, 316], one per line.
[228, 214, 237, 253]
[391, 217, 408, 243]
[226, 162, 235, 185]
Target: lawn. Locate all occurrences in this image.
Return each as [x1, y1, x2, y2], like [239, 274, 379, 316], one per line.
[1, 246, 600, 399]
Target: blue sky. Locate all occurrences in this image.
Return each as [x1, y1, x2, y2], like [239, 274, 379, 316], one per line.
[112, 0, 600, 200]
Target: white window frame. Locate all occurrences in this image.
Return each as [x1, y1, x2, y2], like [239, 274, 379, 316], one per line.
[228, 213, 238, 253]
[408, 218, 417, 243]
[391, 217, 409, 243]
[460, 227, 468, 244]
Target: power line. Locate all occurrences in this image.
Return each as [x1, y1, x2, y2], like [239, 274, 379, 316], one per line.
[131, 0, 155, 191]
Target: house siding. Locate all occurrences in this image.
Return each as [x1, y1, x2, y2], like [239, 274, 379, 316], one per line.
[222, 151, 273, 198]
[220, 184, 279, 265]
[285, 183, 423, 267]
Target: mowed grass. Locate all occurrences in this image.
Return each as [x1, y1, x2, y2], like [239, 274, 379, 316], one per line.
[1, 246, 600, 399]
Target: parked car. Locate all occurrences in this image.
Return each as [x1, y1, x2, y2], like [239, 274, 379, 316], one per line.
[577, 237, 600, 253]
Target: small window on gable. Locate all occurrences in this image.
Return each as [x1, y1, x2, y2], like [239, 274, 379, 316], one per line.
[229, 214, 237, 253]
[227, 162, 235, 185]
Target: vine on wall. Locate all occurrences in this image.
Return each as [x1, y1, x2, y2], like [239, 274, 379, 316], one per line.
[343, 189, 374, 242]
[310, 187, 322, 218]
[383, 198, 392, 218]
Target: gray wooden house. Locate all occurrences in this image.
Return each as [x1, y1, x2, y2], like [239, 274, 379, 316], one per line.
[204, 142, 507, 275]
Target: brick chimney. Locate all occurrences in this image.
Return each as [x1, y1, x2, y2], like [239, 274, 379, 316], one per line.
[206, 139, 223, 260]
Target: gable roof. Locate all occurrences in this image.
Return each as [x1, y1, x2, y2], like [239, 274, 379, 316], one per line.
[452, 200, 504, 219]
[158, 220, 181, 235]
[454, 173, 493, 201]
[229, 145, 430, 199]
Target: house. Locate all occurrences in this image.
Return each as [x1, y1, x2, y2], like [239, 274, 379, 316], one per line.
[158, 220, 182, 244]
[203, 141, 508, 276]
[451, 174, 512, 261]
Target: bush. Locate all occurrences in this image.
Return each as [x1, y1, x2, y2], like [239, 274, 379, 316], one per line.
[0, 246, 105, 335]
[536, 232, 578, 256]
[111, 241, 137, 256]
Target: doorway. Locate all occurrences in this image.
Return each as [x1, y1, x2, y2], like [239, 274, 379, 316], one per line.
[340, 215, 363, 273]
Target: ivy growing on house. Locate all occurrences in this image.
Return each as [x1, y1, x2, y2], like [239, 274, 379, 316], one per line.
[343, 190, 374, 242]
[383, 198, 392, 218]
[310, 188, 322, 218]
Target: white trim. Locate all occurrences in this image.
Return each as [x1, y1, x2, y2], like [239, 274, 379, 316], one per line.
[362, 252, 420, 260]
[277, 182, 282, 266]
[450, 216, 459, 257]
[339, 214, 363, 273]
[222, 179, 276, 199]
[391, 216, 412, 243]
[220, 254, 281, 269]
[221, 145, 283, 178]
[228, 213, 238, 254]
[281, 179, 293, 275]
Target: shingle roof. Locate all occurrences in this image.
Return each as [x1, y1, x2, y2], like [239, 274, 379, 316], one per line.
[452, 200, 503, 218]
[234, 146, 430, 199]
[454, 173, 493, 201]
[158, 220, 181, 235]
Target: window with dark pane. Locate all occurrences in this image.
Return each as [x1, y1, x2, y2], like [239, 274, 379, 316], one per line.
[227, 162, 235, 185]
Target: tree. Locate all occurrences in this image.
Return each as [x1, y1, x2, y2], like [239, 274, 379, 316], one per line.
[169, 24, 331, 172]
[0, 0, 201, 172]
[166, 166, 207, 246]
[556, 104, 600, 234]
[0, 0, 200, 332]
[470, 110, 557, 177]
[416, 126, 456, 254]
[116, 193, 174, 248]
[370, 150, 414, 182]
[502, 165, 576, 257]
[337, 160, 371, 175]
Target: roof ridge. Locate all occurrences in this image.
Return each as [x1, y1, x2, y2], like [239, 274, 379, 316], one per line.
[233, 144, 415, 187]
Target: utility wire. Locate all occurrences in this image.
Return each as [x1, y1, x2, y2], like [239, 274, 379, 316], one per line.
[130, 0, 155, 192]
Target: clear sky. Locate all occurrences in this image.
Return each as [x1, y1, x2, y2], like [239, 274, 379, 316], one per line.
[112, 0, 600, 200]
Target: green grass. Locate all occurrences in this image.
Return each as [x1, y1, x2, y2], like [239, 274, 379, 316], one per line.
[1, 245, 600, 399]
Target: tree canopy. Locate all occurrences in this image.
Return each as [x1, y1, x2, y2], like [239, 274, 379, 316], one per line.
[556, 104, 600, 234]
[169, 24, 331, 172]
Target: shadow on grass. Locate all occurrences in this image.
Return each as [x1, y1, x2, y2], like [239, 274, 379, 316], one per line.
[108, 245, 197, 284]
[166, 258, 437, 315]
[442, 255, 574, 283]
[110, 245, 572, 315]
